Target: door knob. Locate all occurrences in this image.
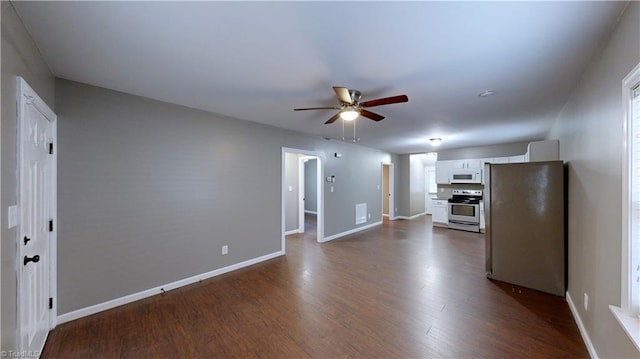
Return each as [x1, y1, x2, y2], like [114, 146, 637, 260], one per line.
[23, 255, 40, 266]
[23, 236, 31, 245]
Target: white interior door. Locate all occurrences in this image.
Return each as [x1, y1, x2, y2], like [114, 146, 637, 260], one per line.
[17, 77, 57, 354]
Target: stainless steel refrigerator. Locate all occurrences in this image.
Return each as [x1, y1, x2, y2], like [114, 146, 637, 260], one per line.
[484, 161, 565, 296]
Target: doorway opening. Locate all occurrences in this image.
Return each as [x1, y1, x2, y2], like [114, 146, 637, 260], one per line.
[282, 148, 324, 253]
[382, 162, 394, 221]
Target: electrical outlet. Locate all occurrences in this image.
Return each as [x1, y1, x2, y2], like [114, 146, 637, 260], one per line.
[222, 245, 228, 255]
[368, 213, 371, 219]
[583, 293, 589, 311]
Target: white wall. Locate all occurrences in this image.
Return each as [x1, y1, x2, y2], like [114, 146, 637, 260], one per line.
[547, 3, 639, 357]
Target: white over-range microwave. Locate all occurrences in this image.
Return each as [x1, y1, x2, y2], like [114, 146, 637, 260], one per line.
[449, 168, 482, 184]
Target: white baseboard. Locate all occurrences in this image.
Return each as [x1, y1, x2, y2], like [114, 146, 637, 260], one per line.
[566, 291, 598, 358]
[304, 210, 317, 215]
[322, 221, 383, 242]
[395, 212, 426, 220]
[57, 250, 284, 325]
[284, 229, 301, 235]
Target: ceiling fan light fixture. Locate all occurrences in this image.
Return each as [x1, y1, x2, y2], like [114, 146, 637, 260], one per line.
[340, 107, 359, 121]
[429, 137, 442, 146]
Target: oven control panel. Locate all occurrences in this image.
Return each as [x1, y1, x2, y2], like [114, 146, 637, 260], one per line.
[452, 189, 482, 197]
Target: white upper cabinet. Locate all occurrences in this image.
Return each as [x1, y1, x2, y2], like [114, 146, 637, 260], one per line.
[464, 159, 482, 169]
[435, 161, 453, 184]
[435, 140, 559, 186]
[449, 159, 481, 170]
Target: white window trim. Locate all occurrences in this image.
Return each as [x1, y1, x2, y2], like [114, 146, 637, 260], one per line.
[614, 61, 640, 352]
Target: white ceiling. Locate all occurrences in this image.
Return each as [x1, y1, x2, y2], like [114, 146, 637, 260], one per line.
[13, 1, 626, 154]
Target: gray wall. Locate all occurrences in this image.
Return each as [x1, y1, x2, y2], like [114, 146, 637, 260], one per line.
[284, 152, 299, 232]
[547, 2, 639, 357]
[396, 155, 411, 217]
[304, 159, 317, 213]
[55, 78, 395, 315]
[435, 141, 529, 161]
[409, 154, 426, 216]
[1, 2, 55, 352]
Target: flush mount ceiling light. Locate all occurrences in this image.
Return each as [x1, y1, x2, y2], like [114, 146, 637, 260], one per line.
[339, 106, 359, 121]
[429, 138, 442, 146]
[478, 90, 495, 98]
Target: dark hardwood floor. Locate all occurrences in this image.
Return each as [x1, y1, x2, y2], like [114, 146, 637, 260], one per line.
[42, 214, 588, 358]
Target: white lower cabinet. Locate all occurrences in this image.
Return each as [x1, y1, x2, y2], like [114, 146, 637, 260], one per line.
[432, 199, 448, 226]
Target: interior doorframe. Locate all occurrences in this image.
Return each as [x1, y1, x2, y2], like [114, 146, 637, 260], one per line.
[298, 156, 318, 234]
[382, 162, 395, 220]
[281, 148, 325, 252]
[297, 157, 306, 234]
[16, 77, 58, 346]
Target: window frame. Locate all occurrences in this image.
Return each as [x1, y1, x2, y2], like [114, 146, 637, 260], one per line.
[614, 62, 640, 351]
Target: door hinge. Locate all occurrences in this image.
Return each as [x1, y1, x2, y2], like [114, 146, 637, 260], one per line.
[49, 220, 54, 232]
[49, 142, 54, 155]
[49, 297, 53, 310]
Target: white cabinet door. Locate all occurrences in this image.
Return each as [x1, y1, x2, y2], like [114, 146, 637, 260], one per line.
[435, 161, 451, 184]
[449, 160, 467, 169]
[464, 158, 482, 169]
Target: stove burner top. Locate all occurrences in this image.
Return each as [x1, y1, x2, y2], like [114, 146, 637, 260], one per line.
[448, 189, 483, 204]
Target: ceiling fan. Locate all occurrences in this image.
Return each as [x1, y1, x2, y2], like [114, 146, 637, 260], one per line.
[294, 86, 409, 124]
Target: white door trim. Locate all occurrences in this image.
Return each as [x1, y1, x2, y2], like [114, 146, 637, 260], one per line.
[382, 162, 395, 220]
[16, 77, 58, 351]
[281, 148, 325, 252]
[298, 157, 305, 234]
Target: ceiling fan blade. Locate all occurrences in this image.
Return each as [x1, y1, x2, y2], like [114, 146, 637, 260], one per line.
[324, 112, 341, 124]
[359, 109, 385, 122]
[333, 86, 353, 104]
[294, 106, 340, 111]
[361, 95, 408, 108]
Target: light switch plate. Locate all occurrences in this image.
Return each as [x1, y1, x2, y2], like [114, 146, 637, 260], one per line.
[8, 205, 17, 228]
